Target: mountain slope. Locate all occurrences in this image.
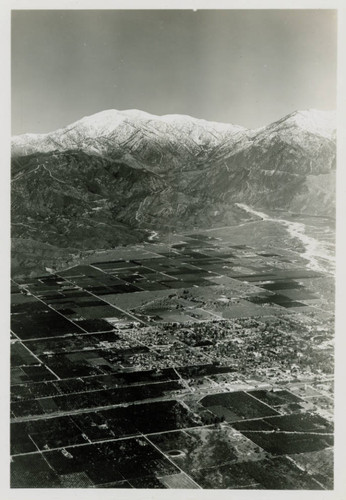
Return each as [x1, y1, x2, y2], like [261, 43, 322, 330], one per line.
[11, 108, 336, 275]
[11, 109, 247, 168]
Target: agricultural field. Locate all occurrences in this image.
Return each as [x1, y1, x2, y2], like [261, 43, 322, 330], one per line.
[10, 220, 334, 488]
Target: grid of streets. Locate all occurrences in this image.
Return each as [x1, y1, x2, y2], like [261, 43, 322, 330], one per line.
[10, 229, 334, 489]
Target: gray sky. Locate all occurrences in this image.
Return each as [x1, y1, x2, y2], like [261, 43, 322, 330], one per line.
[11, 9, 336, 135]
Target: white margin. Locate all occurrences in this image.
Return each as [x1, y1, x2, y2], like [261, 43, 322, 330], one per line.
[2, 2, 345, 500]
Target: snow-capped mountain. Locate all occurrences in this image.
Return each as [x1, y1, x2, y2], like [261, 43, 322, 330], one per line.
[11, 108, 336, 276]
[11, 109, 248, 161]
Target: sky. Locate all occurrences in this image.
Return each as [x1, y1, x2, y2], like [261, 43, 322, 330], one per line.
[11, 9, 337, 135]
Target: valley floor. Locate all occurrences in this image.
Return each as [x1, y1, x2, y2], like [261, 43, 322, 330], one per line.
[10, 216, 334, 489]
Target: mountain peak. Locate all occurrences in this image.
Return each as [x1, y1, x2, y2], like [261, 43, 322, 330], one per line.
[279, 109, 336, 139]
[12, 105, 336, 276]
[69, 108, 246, 134]
[11, 108, 336, 159]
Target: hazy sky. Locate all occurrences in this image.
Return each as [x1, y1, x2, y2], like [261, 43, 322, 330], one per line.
[11, 9, 337, 135]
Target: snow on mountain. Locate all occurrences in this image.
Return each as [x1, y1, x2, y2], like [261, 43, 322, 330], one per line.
[11, 108, 336, 161]
[54, 108, 246, 137]
[258, 109, 336, 140]
[11, 108, 336, 275]
[11, 109, 248, 158]
[284, 109, 336, 139]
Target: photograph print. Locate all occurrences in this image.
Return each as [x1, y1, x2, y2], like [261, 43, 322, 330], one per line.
[10, 8, 336, 490]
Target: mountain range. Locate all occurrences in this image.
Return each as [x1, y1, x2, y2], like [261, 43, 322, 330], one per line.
[11, 108, 336, 276]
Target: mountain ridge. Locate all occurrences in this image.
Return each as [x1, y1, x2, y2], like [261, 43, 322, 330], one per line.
[11, 108, 336, 276]
[12, 108, 335, 159]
